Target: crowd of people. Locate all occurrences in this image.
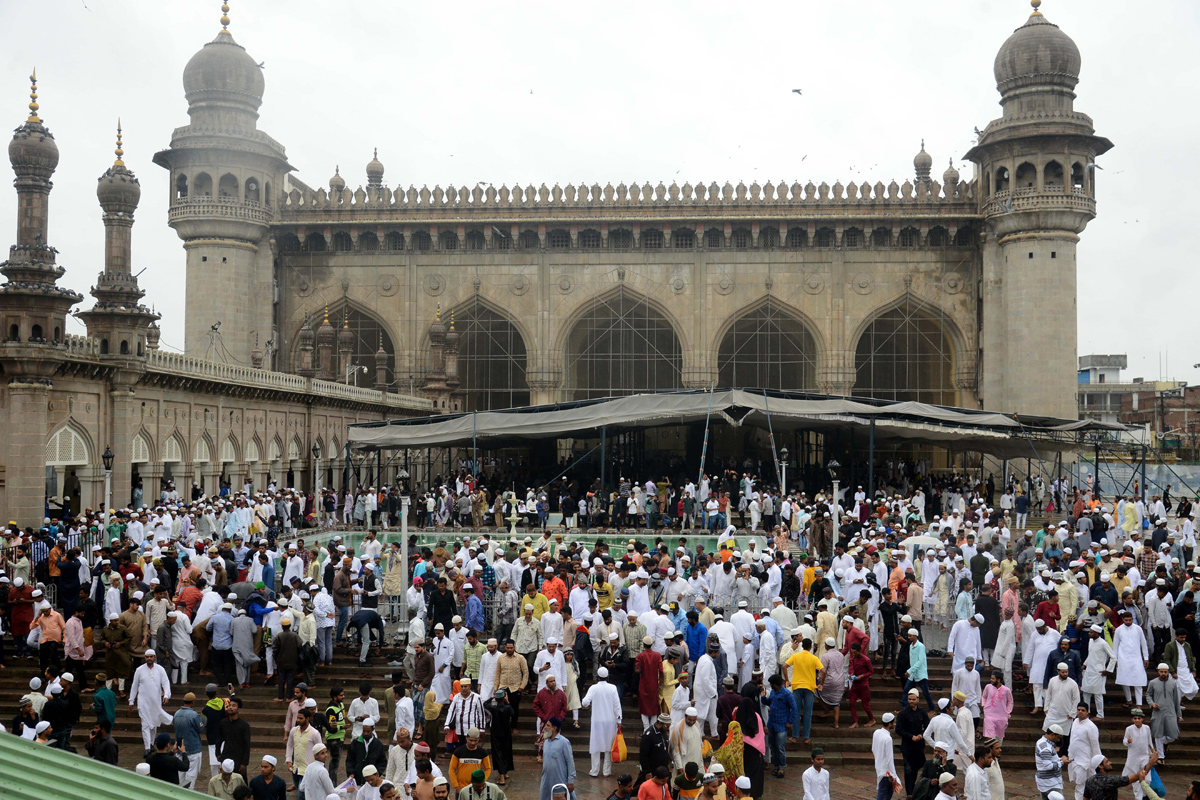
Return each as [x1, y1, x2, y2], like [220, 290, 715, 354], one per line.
[2, 466, 1200, 800]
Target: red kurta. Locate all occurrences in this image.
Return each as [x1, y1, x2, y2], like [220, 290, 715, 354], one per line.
[9, 585, 35, 636]
[636, 649, 663, 716]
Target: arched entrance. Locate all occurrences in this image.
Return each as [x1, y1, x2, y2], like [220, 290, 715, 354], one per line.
[717, 299, 818, 391]
[448, 299, 530, 411]
[45, 425, 91, 515]
[852, 298, 957, 405]
[564, 288, 682, 401]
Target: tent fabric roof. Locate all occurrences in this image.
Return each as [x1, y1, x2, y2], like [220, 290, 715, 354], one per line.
[0, 729, 207, 800]
[349, 389, 1123, 458]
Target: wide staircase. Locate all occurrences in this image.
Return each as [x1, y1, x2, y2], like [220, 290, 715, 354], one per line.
[3, 643, 1197, 793]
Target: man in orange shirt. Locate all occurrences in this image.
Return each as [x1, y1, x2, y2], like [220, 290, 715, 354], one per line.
[542, 568, 569, 610]
[638, 766, 672, 800]
[35, 602, 67, 674]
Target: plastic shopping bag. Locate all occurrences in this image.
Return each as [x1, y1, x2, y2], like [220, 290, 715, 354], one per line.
[611, 729, 627, 763]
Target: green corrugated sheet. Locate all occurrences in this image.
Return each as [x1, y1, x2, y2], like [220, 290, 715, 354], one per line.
[0, 732, 207, 800]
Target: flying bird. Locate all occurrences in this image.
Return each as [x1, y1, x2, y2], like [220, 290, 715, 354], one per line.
[801, 155, 808, 161]
[974, 126, 983, 137]
[257, 61, 266, 69]
[1085, 163, 1103, 171]
[792, 89, 803, 95]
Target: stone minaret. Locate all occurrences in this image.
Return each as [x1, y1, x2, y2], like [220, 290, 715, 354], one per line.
[315, 306, 335, 381]
[78, 122, 161, 356]
[969, 0, 1112, 418]
[337, 308, 354, 381]
[422, 304, 449, 406]
[913, 140, 932, 184]
[153, 2, 292, 364]
[374, 337, 389, 390]
[0, 71, 84, 526]
[295, 313, 315, 376]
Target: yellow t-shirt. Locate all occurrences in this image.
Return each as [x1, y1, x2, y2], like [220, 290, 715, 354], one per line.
[786, 650, 823, 691]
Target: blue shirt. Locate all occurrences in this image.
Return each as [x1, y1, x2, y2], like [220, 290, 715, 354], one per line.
[907, 640, 928, 682]
[465, 594, 485, 631]
[766, 688, 798, 732]
[173, 705, 205, 754]
[207, 610, 235, 650]
[684, 622, 708, 663]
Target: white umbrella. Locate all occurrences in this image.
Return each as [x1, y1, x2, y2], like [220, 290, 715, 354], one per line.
[900, 534, 942, 550]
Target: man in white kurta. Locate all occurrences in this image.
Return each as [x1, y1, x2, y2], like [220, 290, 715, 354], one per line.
[477, 639, 500, 703]
[1112, 613, 1149, 706]
[693, 650, 719, 737]
[128, 649, 174, 751]
[923, 700, 969, 766]
[946, 615, 983, 673]
[1081, 625, 1116, 719]
[953, 699, 975, 771]
[534, 640, 567, 692]
[756, 623, 777, 681]
[951, 660, 982, 718]
[580, 668, 622, 777]
[1044, 663, 1081, 736]
[431, 627, 454, 704]
[670, 672, 692, 728]
[1028, 621, 1061, 710]
[670, 709, 704, 775]
[1067, 703, 1101, 800]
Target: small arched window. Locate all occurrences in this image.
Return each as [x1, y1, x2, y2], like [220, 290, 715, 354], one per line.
[1071, 163, 1086, 190]
[137, 341, 144, 356]
[1044, 161, 1064, 189]
[642, 229, 664, 249]
[898, 227, 920, 247]
[579, 230, 601, 249]
[331, 232, 353, 252]
[786, 228, 807, 248]
[440, 231, 459, 250]
[955, 227, 976, 247]
[872, 228, 891, 247]
[673, 229, 695, 249]
[278, 233, 301, 252]
[386, 232, 406, 251]
[245, 177, 260, 204]
[218, 173, 239, 198]
[193, 172, 213, 197]
[493, 231, 511, 250]
[119, 339, 129, 355]
[412, 231, 432, 252]
[759, 228, 779, 249]
[1015, 162, 1036, 189]
[609, 229, 632, 250]
[359, 231, 379, 251]
[843, 228, 862, 248]
[264, 181, 271, 208]
[465, 231, 486, 251]
[705, 228, 724, 249]
[305, 233, 327, 252]
[175, 174, 189, 200]
[731, 229, 751, 249]
[100, 338, 109, 354]
[995, 167, 1010, 193]
[928, 227, 949, 247]
[815, 228, 835, 248]
[519, 230, 540, 250]
[31, 324, 43, 341]
[984, 171, 991, 197]
[53, 326, 60, 342]
[548, 230, 571, 249]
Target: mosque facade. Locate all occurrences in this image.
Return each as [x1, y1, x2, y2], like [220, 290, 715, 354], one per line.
[0, 1, 1110, 526]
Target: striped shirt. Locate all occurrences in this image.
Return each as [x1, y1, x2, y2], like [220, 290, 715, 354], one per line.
[1034, 736, 1063, 792]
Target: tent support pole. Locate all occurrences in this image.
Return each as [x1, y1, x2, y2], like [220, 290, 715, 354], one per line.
[697, 381, 716, 488]
[763, 389, 782, 489]
[600, 425, 607, 497]
[868, 418, 875, 500]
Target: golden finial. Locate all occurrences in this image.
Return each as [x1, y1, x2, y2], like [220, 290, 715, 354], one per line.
[342, 307, 350, 328]
[114, 119, 125, 167]
[435, 303, 442, 322]
[27, 68, 40, 124]
[220, 2, 231, 30]
[1030, 0, 1042, 15]
[323, 305, 330, 324]
[449, 309, 456, 330]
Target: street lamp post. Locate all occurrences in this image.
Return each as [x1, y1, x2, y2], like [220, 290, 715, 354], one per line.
[102, 445, 114, 533]
[780, 446, 789, 496]
[397, 467, 411, 633]
[827, 458, 841, 561]
[311, 442, 322, 515]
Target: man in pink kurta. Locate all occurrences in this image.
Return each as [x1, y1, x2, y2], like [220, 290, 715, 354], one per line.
[980, 671, 1013, 741]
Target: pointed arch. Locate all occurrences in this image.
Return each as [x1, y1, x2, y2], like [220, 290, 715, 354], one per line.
[46, 420, 94, 466]
[132, 430, 154, 464]
[162, 432, 186, 463]
[557, 285, 684, 401]
[290, 298, 398, 379]
[713, 296, 824, 392]
[287, 436, 303, 461]
[330, 435, 342, 456]
[268, 435, 283, 462]
[850, 293, 965, 406]
[440, 296, 531, 411]
[245, 436, 262, 463]
[219, 434, 239, 463]
[194, 434, 213, 464]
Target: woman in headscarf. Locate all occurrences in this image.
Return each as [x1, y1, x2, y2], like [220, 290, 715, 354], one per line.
[736, 689, 766, 799]
[712, 720, 744, 796]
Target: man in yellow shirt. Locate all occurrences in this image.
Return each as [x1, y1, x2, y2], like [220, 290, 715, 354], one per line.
[521, 583, 550, 621]
[785, 639, 824, 745]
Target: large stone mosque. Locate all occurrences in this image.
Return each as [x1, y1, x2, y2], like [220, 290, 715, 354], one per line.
[0, 0, 1110, 526]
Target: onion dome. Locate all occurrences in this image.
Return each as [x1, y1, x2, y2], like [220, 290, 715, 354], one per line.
[914, 140, 933, 181]
[297, 313, 315, 347]
[147, 321, 161, 350]
[428, 303, 446, 343]
[182, 4, 265, 115]
[943, 158, 960, 185]
[9, 70, 59, 181]
[994, 0, 1080, 96]
[329, 166, 345, 192]
[96, 122, 141, 214]
[337, 309, 354, 350]
[366, 148, 385, 188]
[316, 306, 335, 346]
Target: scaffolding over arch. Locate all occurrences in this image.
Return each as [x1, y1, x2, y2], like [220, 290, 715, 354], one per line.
[563, 286, 682, 401]
[716, 298, 818, 391]
[852, 296, 958, 405]
[445, 298, 530, 411]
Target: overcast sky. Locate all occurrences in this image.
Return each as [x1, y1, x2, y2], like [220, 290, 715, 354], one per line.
[3, 0, 1198, 386]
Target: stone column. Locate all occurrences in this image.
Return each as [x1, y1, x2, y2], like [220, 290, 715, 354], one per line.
[201, 464, 222, 497]
[140, 462, 166, 504]
[6, 384, 50, 527]
[76, 465, 104, 515]
[108, 389, 137, 509]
